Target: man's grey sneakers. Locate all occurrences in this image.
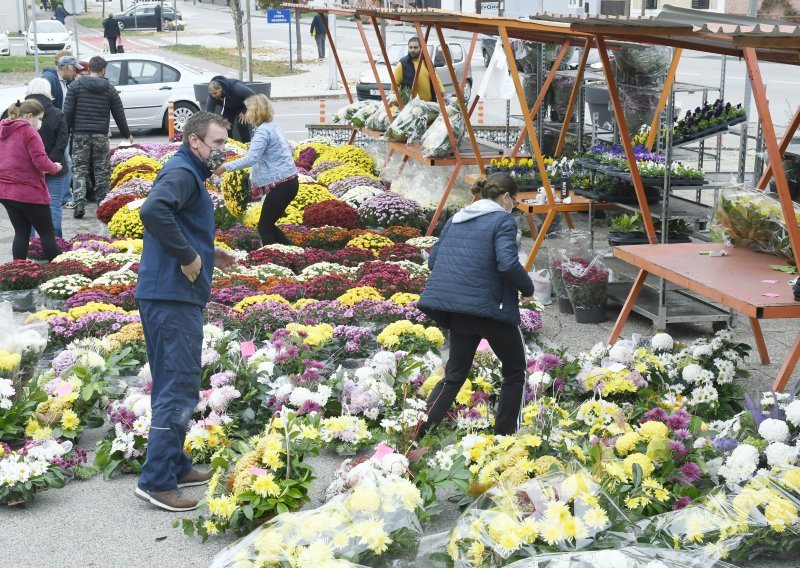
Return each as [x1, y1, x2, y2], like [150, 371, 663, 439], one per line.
[177, 467, 213, 488]
[134, 487, 199, 512]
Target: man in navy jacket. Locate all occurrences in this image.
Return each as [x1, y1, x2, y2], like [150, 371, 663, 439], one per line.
[204, 75, 255, 142]
[134, 111, 237, 512]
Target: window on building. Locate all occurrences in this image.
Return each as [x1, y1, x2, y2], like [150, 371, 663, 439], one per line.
[646, 0, 658, 9]
[692, 0, 710, 8]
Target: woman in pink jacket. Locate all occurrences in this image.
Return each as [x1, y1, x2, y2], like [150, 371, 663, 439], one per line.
[0, 100, 62, 260]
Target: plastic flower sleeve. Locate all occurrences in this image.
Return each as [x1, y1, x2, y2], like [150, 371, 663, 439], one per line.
[421, 102, 465, 159]
[638, 472, 800, 564]
[210, 470, 424, 568]
[546, 230, 593, 304]
[445, 467, 636, 566]
[333, 100, 370, 124]
[385, 97, 440, 143]
[500, 547, 738, 567]
[710, 184, 799, 260]
[561, 255, 610, 311]
[0, 302, 48, 382]
[350, 102, 381, 129]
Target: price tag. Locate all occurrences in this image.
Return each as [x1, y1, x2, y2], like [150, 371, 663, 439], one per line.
[240, 341, 256, 358]
[127, 198, 146, 210]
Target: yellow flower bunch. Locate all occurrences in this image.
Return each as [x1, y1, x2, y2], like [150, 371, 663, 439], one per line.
[290, 182, 336, 210]
[109, 238, 144, 253]
[284, 323, 334, 347]
[184, 422, 228, 455]
[293, 298, 319, 310]
[316, 145, 376, 173]
[214, 240, 232, 251]
[317, 164, 378, 186]
[346, 233, 394, 256]
[574, 399, 625, 436]
[225, 138, 249, 154]
[111, 155, 161, 181]
[108, 206, 144, 238]
[581, 367, 639, 397]
[293, 141, 332, 160]
[336, 286, 384, 306]
[377, 320, 445, 350]
[67, 302, 126, 321]
[0, 350, 22, 374]
[26, 309, 68, 323]
[107, 322, 145, 345]
[242, 202, 262, 228]
[276, 205, 303, 226]
[114, 170, 157, 188]
[388, 292, 420, 306]
[233, 294, 291, 312]
[220, 168, 251, 219]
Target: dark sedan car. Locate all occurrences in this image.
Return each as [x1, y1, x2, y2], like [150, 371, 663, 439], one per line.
[114, 4, 182, 31]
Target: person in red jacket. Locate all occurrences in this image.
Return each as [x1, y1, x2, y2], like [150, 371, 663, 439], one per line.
[0, 100, 62, 261]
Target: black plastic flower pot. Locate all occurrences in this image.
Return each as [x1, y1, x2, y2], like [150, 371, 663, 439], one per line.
[573, 305, 607, 324]
[558, 296, 573, 314]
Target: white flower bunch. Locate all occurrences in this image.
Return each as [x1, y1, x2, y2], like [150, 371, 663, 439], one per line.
[258, 243, 304, 254]
[387, 259, 430, 277]
[427, 449, 455, 471]
[650, 332, 674, 351]
[91, 269, 137, 287]
[52, 249, 106, 266]
[759, 418, 790, 443]
[717, 443, 759, 484]
[39, 275, 92, 299]
[0, 377, 14, 409]
[340, 185, 384, 208]
[105, 252, 141, 266]
[405, 236, 438, 249]
[786, 400, 800, 427]
[230, 262, 294, 280]
[297, 262, 357, 281]
[202, 324, 225, 350]
[319, 415, 372, 444]
[0, 440, 71, 489]
[110, 423, 138, 458]
[765, 442, 798, 468]
[288, 385, 332, 410]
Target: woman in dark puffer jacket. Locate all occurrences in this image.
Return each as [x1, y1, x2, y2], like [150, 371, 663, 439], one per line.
[416, 172, 535, 439]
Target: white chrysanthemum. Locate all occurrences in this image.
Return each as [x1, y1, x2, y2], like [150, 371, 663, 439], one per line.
[692, 344, 714, 359]
[765, 442, 798, 468]
[651, 333, 674, 351]
[682, 363, 704, 383]
[718, 444, 759, 484]
[759, 418, 790, 443]
[608, 343, 632, 364]
[528, 371, 552, 388]
[786, 400, 800, 427]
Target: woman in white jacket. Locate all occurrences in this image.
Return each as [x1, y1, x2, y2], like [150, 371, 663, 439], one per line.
[213, 95, 297, 245]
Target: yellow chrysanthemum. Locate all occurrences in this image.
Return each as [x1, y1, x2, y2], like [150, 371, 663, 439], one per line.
[108, 206, 144, 238]
[60, 409, 80, 431]
[252, 473, 281, 498]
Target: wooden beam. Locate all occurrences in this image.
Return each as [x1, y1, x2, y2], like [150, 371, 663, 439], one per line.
[743, 46, 800, 270]
[756, 103, 800, 190]
[357, 18, 394, 122]
[596, 34, 658, 243]
[645, 47, 683, 150]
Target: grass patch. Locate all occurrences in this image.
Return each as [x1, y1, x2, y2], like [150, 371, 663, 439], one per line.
[162, 44, 301, 77]
[77, 16, 103, 28]
[0, 56, 36, 73]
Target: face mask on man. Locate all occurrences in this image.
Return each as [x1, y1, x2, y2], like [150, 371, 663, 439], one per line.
[197, 137, 226, 170]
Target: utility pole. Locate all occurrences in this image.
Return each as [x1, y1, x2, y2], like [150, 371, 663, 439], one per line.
[294, 7, 302, 63]
[245, 0, 253, 82]
[32, 0, 40, 76]
[737, 0, 759, 182]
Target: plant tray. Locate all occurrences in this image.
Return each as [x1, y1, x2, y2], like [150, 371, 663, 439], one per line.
[672, 115, 747, 146]
[574, 188, 661, 204]
[607, 233, 693, 247]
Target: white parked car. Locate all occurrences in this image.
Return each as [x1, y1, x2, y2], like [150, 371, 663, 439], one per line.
[0, 25, 10, 57]
[25, 20, 73, 55]
[0, 54, 214, 132]
[103, 54, 215, 131]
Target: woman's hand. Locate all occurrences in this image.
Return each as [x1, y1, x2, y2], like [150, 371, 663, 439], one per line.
[53, 162, 63, 173]
[213, 165, 226, 177]
[214, 246, 238, 271]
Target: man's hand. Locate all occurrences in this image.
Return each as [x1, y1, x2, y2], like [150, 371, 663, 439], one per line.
[181, 255, 202, 283]
[128, 134, 134, 144]
[238, 113, 247, 124]
[214, 246, 238, 271]
[520, 295, 536, 307]
[213, 165, 226, 177]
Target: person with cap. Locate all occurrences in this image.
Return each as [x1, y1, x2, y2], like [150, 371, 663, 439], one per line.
[42, 54, 83, 111]
[64, 55, 133, 219]
[204, 75, 255, 143]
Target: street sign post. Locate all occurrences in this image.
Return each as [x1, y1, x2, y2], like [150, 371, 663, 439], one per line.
[267, 9, 292, 71]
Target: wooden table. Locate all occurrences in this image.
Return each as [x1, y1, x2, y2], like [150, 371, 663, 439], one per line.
[609, 243, 800, 391]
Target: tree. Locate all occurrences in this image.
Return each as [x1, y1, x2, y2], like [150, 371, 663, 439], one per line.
[229, 0, 245, 80]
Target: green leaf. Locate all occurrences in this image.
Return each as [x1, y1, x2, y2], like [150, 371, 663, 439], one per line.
[155, 536, 167, 542]
[276, 502, 289, 514]
[243, 504, 254, 520]
[632, 463, 643, 488]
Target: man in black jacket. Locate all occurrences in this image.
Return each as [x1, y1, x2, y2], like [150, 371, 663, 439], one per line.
[204, 75, 255, 142]
[64, 56, 133, 219]
[310, 12, 326, 60]
[103, 14, 120, 54]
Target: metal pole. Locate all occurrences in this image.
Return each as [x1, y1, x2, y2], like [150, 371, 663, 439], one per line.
[245, 0, 252, 81]
[32, 0, 39, 76]
[738, 0, 758, 183]
[289, 10, 292, 71]
[72, 6, 79, 58]
[173, 0, 178, 46]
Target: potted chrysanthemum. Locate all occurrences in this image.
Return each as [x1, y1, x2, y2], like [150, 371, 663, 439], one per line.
[562, 258, 610, 324]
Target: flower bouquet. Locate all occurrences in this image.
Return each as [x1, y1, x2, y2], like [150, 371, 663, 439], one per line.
[349, 101, 380, 128]
[0, 439, 71, 506]
[446, 468, 633, 565]
[421, 101, 465, 159]
[561, 257, 609, 324]
[385, 96, 440, 143]
[182, 412, 318, 540]
[208, 465, 423, 567]
[711, 185, 800, 261]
